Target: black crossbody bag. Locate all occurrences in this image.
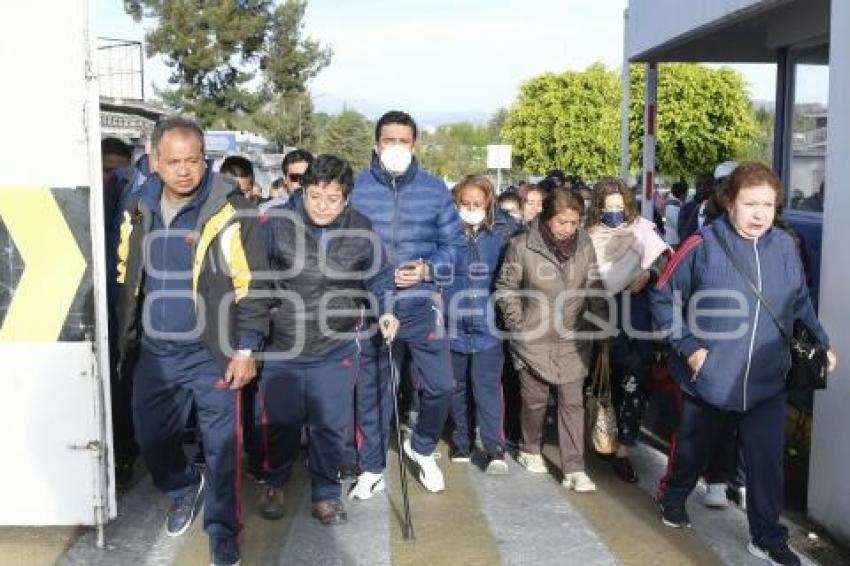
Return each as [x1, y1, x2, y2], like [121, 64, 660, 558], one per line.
[713, 226, 828, 391]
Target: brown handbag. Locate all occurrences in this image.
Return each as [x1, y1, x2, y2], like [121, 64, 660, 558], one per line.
[585, 343, 619, 454]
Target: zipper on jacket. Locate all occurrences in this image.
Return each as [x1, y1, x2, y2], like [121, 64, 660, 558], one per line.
[391, 177, 399, 264]
[742, 238, 762, 411]
[160, 224, 168, 330]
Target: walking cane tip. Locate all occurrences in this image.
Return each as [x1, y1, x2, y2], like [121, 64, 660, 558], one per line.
[403, 525, 415, 541]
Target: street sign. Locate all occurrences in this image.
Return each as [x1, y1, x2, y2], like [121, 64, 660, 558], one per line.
[486, 145, 512, 170]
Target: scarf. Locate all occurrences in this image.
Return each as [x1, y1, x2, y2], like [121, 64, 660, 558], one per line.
[539, 220, 578, 263]
[587, 216, 669, 293]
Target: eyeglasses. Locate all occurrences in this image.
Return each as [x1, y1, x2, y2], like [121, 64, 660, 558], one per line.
[287, 173, 303, 183]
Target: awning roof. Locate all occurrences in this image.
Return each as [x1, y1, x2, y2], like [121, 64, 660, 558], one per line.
[626, 0, 829, 63]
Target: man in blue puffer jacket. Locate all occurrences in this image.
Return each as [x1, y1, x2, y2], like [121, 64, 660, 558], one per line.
[348, 110, 465, 498]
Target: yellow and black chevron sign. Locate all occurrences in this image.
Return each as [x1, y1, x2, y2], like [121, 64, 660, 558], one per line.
[0, 187, 92, 342]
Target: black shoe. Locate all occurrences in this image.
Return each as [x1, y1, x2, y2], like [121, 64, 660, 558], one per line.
[612, 457, 639, 483]
[246, 460, 265, 484]
[165, 475, 205, 537]
[258, 486, 285, 521]
[210, 536, 240, 566]
[747, 540, 801, 566]
[659, 501, 691, 528]
[115, 462, 134, 490]
[450, 446, 471, 463]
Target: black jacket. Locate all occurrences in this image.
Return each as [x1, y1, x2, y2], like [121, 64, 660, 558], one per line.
[115, 171, 270, 373]
[265, 202, 393, 357]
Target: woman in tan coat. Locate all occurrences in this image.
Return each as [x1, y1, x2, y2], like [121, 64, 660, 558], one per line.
[496, 188, 608, 492]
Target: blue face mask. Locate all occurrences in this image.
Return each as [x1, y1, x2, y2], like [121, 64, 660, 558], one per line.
[600, 211, 626, 228]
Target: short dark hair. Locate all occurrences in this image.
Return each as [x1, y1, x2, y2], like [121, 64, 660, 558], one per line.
[151, 117, 205, 156]
[220, 155, 254, 181]
[375, 110, 418, 142]
[540, 187, 583, 223]
[101, 137, 131, 159]
[497, 191, 521, 207]
[301, 154, 354, 197]
[546, 169, 566, 185]
[670, 180, 688, 200]
[281, 148, 314, 174]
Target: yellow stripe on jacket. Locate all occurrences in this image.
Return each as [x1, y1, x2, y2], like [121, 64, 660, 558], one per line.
[193, 203, 237, 301]
[219, 222, 252, 302]
[116, 210, 133, 284]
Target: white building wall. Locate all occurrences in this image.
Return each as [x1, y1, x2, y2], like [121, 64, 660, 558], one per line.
[808, 0, 850, 547]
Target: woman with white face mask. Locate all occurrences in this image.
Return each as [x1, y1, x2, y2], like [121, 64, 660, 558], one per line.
[443, 176, 520, 473]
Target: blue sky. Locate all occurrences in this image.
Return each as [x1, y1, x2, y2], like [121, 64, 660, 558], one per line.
[96, 0, 814, 127]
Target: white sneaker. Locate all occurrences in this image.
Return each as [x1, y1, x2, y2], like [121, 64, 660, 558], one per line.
[563, 471, 597, 492]
[516, 451, 547, 474]
[704, 483, 729, 508]
[348, 472, 385, 501]
[402, 439, 445, 493]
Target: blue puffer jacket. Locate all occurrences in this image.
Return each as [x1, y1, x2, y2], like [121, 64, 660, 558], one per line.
[651, 215, 829, 411]
[350, 154, 464, 307]
[444, 209, 519, 353]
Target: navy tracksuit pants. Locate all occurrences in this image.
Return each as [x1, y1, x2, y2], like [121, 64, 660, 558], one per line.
[258, 343, 358, 502]
[132, 343, 240, 540]
[356, 301, 454, 472]
[450, 346, 505, 454]
[659, 393, 788, 548]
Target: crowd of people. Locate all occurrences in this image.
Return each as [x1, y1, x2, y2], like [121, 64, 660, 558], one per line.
[99, 110, 837, 566]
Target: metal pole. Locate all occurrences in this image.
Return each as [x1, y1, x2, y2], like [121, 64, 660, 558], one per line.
[496, 168, 502, 194]
[619, 8, 631, 181]
[138, 40, 145, 100]
[641, 62, 658, 219]
[387, 343, 415, 540]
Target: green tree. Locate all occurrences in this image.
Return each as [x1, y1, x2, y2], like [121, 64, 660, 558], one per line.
[628, 64, 759, 178]
[502, 64, 622, 179]
[252, 92, 314, 150]
[741, 105, 775, 164]
[261, 0, 331, 97]
[418, 128, 487, 182]
[313, 109, 374, 171]
[134, 0, 330, 130]
[487, 108, 508, 143]
[502, 63, 759, 180]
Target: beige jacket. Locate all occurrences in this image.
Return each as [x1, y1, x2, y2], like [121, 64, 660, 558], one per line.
[495, 220, 608, 384]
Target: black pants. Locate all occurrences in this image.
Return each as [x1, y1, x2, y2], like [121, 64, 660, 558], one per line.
[659, 393, 788, 548]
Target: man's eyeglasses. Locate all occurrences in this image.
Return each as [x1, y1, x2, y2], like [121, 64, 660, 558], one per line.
[287, 173, 303, 184]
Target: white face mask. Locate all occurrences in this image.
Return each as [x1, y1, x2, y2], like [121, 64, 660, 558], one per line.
[459, 208, 486, 226]
[379, 145, 413, 175]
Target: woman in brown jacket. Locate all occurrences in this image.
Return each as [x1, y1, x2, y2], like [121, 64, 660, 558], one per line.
[496, 188, 608, 492]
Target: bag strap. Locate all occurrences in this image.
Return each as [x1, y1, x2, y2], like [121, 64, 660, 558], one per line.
[591, 343, 612, 400]
[711, 224, 792, 344]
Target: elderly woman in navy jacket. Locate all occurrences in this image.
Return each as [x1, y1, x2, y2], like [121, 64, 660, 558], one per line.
[444, 175, 519, 473]
[651, 162, 836, 566]
[259, 155, 398, 526]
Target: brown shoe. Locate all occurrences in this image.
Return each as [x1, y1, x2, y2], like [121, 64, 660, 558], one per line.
[311, 499, 348, 526]
[259, 486, 285, 520]
[612, 457, 639, 483]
